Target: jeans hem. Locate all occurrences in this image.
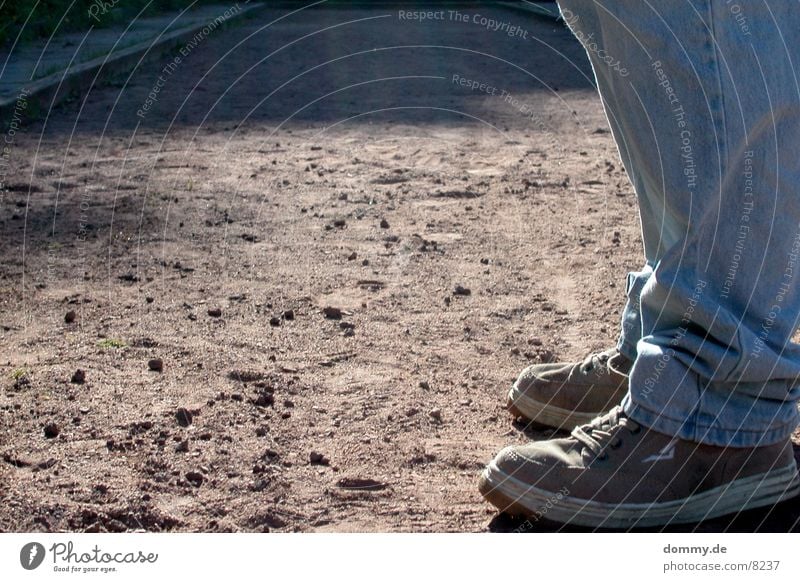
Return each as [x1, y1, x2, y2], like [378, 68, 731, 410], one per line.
[622, 397, 797, 448]
[617, 336, 638, 362]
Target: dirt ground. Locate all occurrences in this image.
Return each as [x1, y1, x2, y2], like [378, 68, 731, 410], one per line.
[2, 4, 799, 532]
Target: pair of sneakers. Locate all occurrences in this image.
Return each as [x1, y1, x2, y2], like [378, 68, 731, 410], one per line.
[479, 348, 800, 528]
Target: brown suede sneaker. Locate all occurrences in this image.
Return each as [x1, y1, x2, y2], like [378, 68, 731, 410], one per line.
[479, 407, 800, 528]
[507, 347, 631, 430]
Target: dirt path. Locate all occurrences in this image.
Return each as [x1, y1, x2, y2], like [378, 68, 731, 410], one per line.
[2, 4, 797, 532]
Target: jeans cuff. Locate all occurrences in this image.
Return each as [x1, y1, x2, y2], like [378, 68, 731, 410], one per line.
[617, 267, 653, 361]
[621, 393, 798, 448]
[617, 336, 638, 362]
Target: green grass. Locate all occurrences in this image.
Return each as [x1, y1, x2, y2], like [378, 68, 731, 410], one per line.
[97, 338, 126, 349]
[11, 368, 28, 381]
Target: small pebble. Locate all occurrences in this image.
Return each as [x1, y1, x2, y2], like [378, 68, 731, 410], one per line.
[253, 393, 274, 407]
[323, 306, 342, 319]
[185, 471, 204, 486]
[309, 451, 330, 466]
[148, 358, 163, 372]
[43, 423, 60, 439]
[175, 407, 193, 427]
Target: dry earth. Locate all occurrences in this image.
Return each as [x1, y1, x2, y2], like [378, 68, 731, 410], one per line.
[1, 3, 799, 532]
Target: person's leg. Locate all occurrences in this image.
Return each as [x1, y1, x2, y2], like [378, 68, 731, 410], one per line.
[617, 266, 649, 362]
[560, 0, 800, 446]
[482, 0, 800, 525]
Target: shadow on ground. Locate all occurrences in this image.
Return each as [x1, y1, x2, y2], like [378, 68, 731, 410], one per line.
[27, 4, 594, 135]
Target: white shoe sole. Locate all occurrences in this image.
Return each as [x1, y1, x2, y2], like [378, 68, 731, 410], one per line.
[480, 459, 800, 528]
[507, 383, 606, 430]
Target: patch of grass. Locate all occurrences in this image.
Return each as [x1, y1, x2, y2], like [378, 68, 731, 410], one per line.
[11, 368, 28, 381]
[11, 367, 31, 390]
[97, 338, 126, 349]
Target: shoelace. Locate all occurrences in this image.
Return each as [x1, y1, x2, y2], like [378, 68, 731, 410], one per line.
[578, 348, 616, 373]
[572, 406, 641, 458]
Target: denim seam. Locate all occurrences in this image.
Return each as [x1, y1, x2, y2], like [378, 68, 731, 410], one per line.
[721, 323, 747, 384]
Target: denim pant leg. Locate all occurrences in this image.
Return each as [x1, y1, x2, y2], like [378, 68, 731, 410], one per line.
[617, 265, 651, 361]
[558, 0, 800, 446]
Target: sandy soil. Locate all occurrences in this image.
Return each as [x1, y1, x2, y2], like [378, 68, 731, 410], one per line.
[1, 4, 798, 532]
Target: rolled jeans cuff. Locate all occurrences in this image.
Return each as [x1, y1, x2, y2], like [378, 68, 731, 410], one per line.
[621, 345, 800, 447]
[616, 266, 652, 361]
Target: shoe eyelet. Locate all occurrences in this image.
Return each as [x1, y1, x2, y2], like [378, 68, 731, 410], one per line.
[597, 452, 608, 461]
[629, 426, 641, 435]
[610, 440, 622, 449]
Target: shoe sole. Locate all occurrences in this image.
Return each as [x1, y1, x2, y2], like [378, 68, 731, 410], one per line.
[479, 460, 800, 529]
[506, 384, 605, 430]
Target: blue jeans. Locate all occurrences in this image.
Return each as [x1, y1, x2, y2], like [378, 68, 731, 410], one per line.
[557, 0, 800, 446]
